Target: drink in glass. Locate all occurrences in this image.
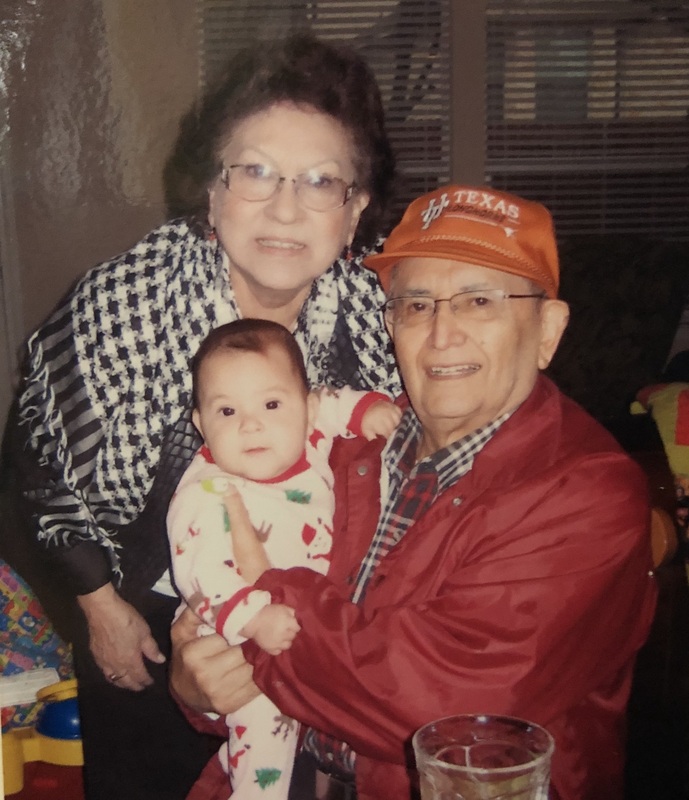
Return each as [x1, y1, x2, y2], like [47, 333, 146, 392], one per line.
[413, 714, 554, 800]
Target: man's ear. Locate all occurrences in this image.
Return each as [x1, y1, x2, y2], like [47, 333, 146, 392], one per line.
[306, 391, 320, 434]
[192, 408, 204, 439]
[538, 299, 569, 370]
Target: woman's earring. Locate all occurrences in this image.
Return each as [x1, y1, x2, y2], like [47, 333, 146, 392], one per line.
[207, 226, 217, 242]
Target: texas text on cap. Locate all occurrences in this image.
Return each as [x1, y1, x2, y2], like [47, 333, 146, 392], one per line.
[364, 184, 560, 298]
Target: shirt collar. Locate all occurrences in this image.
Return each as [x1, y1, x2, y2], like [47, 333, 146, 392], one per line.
[382, 407, 512, 495]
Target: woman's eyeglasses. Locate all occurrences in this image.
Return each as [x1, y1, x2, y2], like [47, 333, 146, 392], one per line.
[220, 163, 356, 212]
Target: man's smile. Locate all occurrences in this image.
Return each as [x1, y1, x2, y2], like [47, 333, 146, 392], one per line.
[428, 364, 480, 377]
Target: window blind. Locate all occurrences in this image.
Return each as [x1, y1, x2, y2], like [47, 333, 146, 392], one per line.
[199, 1, 688, 240]
[198, 0, 451, 229]
[485, 0, 689, 239]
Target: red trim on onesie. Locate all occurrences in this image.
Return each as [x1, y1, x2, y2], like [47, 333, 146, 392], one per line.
[347, 392, 391, 436]
[254, 450, 310, 484]
[214, 586, 255, 635]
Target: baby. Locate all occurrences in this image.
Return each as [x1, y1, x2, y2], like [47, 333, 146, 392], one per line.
[167, 318, 400, 799]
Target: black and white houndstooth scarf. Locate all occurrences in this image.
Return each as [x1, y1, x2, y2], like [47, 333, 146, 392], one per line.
[17, 219, 400, 575]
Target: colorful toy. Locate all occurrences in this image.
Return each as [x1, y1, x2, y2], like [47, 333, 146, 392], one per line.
[1, 559, 74, 732]
[631, 382, 689, 570]
[632, 383, 689, 478]
[1, 679, 83, 795]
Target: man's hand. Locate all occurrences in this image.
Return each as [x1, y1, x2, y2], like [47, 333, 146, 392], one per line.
[360, 399, 402, 441]
[241, 604, 300, 655]
[77, 584, 165, 691]
[224, 485, 271, 583]
[170, 605, 261, 715]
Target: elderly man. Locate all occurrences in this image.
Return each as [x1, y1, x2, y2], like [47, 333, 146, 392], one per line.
[171, 185, 657, 800]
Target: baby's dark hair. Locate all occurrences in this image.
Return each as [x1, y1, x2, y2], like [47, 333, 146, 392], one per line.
[192, 319, 309, 409]
[166, 31, 395, 248]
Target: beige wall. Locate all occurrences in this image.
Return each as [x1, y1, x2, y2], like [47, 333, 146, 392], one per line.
[9, 0, 199, 333]
[1, 0, 199, 430]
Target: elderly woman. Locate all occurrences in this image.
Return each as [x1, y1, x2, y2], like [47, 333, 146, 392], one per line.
[9, 33, 400, 800]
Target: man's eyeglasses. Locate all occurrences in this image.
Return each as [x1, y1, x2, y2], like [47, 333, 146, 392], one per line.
[220, 163, 356, 212]
[383, 289, 546, 326]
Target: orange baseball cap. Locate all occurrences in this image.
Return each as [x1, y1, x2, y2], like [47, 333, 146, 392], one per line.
[364, 184, 560, 298]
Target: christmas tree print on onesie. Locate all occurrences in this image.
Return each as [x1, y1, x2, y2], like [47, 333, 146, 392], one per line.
[285, 488, 311, 504]
[255, 767, 282, 789]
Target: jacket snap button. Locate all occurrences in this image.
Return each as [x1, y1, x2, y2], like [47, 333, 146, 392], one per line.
[357, 465, 368, 476]
[452, 496, 462, 506]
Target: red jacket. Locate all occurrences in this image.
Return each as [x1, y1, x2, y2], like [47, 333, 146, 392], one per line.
[190, 376, 658, 800]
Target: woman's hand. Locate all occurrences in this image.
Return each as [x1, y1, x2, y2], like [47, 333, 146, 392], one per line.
[224, 484, 271, 583]
[77, 584, 165, 691]
[170, 606, 260, 715]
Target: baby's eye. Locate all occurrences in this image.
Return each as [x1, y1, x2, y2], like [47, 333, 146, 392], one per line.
[265, 400, 280, 410]
[220, 407, 235, 417]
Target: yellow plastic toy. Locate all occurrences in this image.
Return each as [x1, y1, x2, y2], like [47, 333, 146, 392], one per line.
[631, 382, 689, 481]
[1, 678, 83, 796]
[632, 382, 689, 579]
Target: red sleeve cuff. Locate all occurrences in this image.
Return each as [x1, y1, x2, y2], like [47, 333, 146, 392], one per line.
[347, 392, 391, 436]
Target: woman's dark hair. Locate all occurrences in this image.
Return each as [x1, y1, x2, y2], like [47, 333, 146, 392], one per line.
[165, 32, 395, 248]
[192, 319, 309, 409]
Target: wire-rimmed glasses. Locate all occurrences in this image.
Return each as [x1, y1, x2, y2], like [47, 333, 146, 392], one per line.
[220, 163, 356, 212]
[383, 288, 546, 326]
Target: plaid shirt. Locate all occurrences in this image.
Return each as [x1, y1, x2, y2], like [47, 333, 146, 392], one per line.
[303, 407, 510, 778]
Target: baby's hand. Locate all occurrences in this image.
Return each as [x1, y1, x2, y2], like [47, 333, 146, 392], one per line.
[241, 604, 300, 655]
[360, 399, 402, 441]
